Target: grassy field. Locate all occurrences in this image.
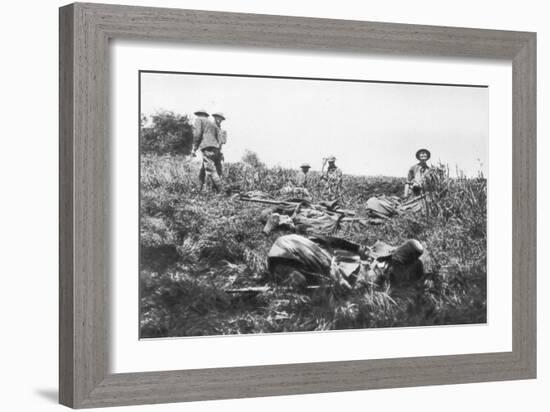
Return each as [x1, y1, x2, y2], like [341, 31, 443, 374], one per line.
[140, 153, 487, 338]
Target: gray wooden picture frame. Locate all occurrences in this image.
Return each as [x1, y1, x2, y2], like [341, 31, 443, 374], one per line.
[59, 2, 536, 409]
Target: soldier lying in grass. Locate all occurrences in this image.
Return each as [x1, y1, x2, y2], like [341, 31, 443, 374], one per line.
[261, 205, 342, 236]
[267, 234, 425, 291]
[364, 194, 426, 223]
[258, 194, 427, 233]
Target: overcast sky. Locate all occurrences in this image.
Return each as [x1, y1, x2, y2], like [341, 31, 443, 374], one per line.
[140, 72, 488, 177]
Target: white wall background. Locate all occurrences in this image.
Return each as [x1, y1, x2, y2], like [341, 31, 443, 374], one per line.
[0, 1, 546, 411]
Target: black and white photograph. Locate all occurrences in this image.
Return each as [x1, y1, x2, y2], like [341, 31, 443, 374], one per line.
[139, 71, 488, 339]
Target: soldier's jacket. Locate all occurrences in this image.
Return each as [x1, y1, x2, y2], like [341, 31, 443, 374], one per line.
[321, 167, 343, 199]
[322, 167, 343, 183]
[365, 194, 426, 223]
[218, 128, 227, 145]
[267, 234, 425, 290]
[407, 162, 430, 184]
[296, 171, 309, 187]
[260, 199, 342, 236]
[280, 185, 311, 199]
[366, 195, 400, 222]
[262, 208, 341, 236]
[193, 117, 221, 150]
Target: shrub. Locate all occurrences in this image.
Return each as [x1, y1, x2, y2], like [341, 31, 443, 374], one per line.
[141, 111, 194, 155]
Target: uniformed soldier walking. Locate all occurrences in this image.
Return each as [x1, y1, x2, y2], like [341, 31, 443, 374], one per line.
[320, 156, 343, 200]
[296, 163, 311, 188]
[192, 109, 223, 192]
[212, 112, 227, 177]
[404, 148, 431, 197]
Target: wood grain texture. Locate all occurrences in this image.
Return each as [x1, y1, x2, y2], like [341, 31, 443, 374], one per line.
[59, 4, 74, 406]
[60, 3, 110, 407]
[512, 35, 537, 375]
[59, 2, 537, 408]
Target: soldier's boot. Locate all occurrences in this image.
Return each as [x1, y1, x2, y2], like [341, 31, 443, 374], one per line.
[210, 173, 223, 193]
[198, 166, 206, 192]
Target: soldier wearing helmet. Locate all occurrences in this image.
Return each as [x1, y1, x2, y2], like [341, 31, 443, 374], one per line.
[192, 109, 223, 192]
[297, 163, 311, 188]
[320, 156, 343, 200]
[404, 148, 431, 197]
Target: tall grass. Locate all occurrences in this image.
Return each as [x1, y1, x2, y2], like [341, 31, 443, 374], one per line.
[140, 154, 487, 337]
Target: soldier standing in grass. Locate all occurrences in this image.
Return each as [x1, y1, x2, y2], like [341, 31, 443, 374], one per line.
[212, 112, 227, 178]
[320, 156, 343, 200]
[192, 109, 223, 192]
[296, 163, 311, 188]
[404, 148, 431, 197]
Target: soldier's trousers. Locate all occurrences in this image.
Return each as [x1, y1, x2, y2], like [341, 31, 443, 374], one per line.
[199, 148, 223, 191]
[214, 153, 223, 177]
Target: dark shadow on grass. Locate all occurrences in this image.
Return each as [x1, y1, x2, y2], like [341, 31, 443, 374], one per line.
[35, 389, 58, 403]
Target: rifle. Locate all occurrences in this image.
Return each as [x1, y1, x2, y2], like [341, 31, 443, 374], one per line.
[238, 195, 356, 216]
[224, 285, 321, 297]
